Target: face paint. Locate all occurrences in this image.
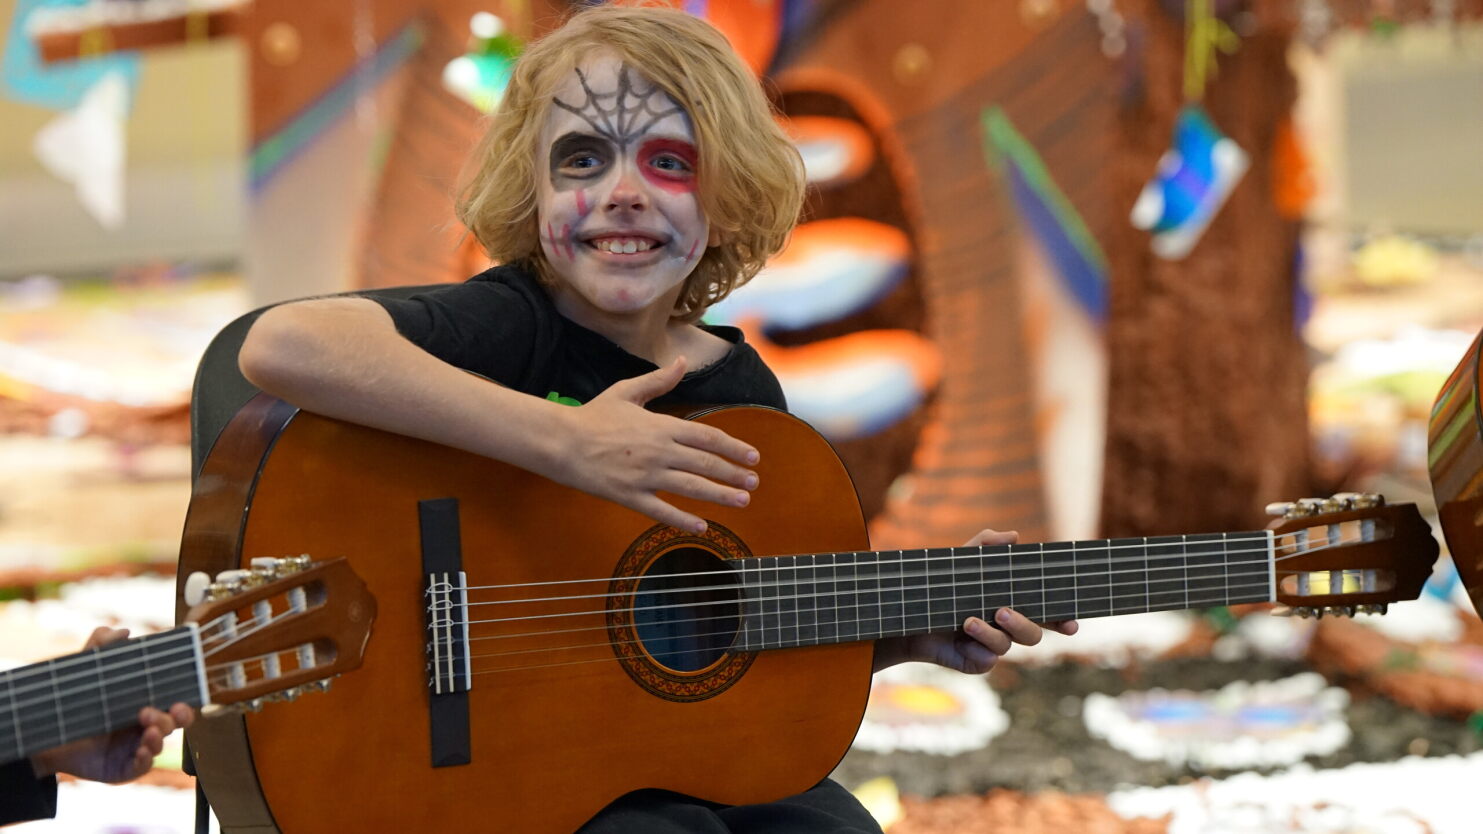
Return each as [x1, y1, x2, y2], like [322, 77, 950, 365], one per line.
[535, 55, 711, 321]
[637, 138, 698, 194]
[552, 66, 683, 151]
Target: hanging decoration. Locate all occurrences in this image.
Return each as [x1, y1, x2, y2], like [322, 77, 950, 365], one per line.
[1298, 0, 1334, 47]
[1130, 106, 1248, 260]
[442, 12, 523, 114]
[1271, 115, 1316, 220]
[983, 106, 1109, 321]
[1369, 0, 1401, 38]
[1130, 0, 1246, 260]
[32, 71, 129, 229]
[1085, 0, 1127, 58]
[1180, 0, 1239, 102]
[1, 0, 140, 111]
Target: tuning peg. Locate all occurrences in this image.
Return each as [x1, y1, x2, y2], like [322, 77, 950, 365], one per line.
[1266, 502, 1297, 518]
[1270, 604, 1295, 617]
[184, 571, 212, 606]
[1325, 605, 1356, 618]
[1356, 603, 1388, 616]
[1296, 498, 1328, 516]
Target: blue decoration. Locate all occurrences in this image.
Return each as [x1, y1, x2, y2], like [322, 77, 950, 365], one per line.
[1130, 104, 1247, 260]
[982, 108, 1109, 322]
[1, 0, 139, 112]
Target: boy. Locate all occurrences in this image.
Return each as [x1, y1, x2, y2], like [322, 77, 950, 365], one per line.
[240, 6, 1074, 831]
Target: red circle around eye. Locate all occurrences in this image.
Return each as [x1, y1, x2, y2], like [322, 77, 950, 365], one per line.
[638, 138, 698, 194]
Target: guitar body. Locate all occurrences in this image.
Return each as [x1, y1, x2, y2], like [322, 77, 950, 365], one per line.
[180, 398, 874, 833]
[1430, 329, 1483, 615]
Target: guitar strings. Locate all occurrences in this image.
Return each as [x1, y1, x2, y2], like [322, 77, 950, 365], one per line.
[0, 636, 200, 706]
[2, 597, 337, 738]
[0, 666, 205, 760]
[442, 537, 1321, 631]
[446, 576, 1279, 666]
[447, 549, 1279, 632]
[446, 531, 1362, 613]
[2, 611, 284, 722]
[428, 533, 1374, 674]
[2, 646, 315, 758]
[441, 565, 1279, 655]
[449, 534, 1290, 598]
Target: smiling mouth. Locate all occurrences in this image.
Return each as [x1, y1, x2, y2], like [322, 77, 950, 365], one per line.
[585, 235, 664, 255]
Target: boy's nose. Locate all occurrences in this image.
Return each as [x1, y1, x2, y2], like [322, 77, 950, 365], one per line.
[604, 174, 648, 212]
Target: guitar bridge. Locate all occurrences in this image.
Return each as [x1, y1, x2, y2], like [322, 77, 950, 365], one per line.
[419, 498, 472, 768]
[425, 570, 471, 694]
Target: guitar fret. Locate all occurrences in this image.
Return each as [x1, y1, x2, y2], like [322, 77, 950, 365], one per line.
[1010, 545, 1044, 622]
[770, 557, 787, 650]
[780, 555, 802, 649]
[796, 554, 818, 648]
[904, 550, 921, 632]
[938, 548, 963, 627]
[947, 548, 958, 632]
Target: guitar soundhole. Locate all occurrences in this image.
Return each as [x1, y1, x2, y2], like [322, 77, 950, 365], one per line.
[633, 547, 740, 672]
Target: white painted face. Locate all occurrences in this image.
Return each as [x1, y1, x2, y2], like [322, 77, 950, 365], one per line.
[536, 54, 710, 320]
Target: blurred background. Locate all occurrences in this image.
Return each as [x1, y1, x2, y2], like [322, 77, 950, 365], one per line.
[2, 0, 1483, 831]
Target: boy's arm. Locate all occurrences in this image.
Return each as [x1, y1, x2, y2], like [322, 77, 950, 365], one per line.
[239, 298, 759, 532]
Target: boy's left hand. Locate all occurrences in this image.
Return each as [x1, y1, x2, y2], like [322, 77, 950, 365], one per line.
[873, 529, 1078, 673]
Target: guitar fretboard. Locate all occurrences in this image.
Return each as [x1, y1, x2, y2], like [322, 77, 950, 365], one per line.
[0, 625, 207, 766]
[733, 532, 1274, 651]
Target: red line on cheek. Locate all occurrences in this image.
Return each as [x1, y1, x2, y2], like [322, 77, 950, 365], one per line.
[575, 189, 589, 216]
[686, 240, 698, 260]
[562, 224, 574, 260]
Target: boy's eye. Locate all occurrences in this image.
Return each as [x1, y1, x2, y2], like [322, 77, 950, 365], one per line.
[566, 154, 604, 171]
[651, 154, 691, 173]
[550, 132, 612, 179]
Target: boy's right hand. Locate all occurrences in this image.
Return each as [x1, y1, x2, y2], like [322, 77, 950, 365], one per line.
[552, 358, 760, 532]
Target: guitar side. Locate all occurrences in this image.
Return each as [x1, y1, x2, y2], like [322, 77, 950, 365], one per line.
[1430, 330, 1483, 616]
[180, 398, 876, 833]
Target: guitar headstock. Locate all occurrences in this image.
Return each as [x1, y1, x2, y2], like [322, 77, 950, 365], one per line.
[1266, 493, 1439, 617]
[183, 556, 375, 712]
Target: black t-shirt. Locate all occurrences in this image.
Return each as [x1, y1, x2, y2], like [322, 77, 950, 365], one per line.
[369, 266, 880, 833]
[1, 761, 57, 825]
[372, 264, 787, 411]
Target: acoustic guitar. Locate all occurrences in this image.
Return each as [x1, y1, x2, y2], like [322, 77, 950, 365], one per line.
[179, 396, 1439, 833]
[2, 558, 372, 770]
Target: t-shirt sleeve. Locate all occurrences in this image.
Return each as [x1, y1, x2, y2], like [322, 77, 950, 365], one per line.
[369, 279, 539, 388]
[0, 760, 58, 825]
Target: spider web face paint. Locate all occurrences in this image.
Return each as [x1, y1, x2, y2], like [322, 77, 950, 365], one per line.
[534, 57, 711, 326]
[553, 65, 685, 151]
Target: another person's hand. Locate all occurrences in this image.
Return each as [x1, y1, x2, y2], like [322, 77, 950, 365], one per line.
[28, 627, 197, 784]
[874, 529, 1079, 673]
[554, 357, 759, 532]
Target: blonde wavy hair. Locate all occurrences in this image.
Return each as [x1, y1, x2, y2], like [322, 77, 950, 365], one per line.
[455, 4, 804, 321]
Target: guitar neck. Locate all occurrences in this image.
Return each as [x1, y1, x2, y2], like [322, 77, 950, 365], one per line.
[0, 625, 208, 766]
[733, 532, 1276, 651]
